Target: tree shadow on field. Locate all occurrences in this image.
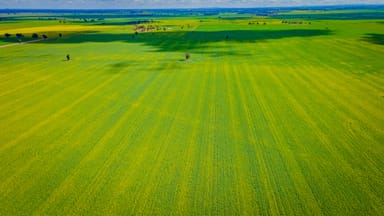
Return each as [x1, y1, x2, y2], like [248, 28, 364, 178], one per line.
[109, 62, 130, 73]
[0, 29, 333, 56]
[68, 29, 329, 53]
[362, 33, 384, 46]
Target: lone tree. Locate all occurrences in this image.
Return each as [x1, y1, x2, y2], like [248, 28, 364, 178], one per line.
[16, 33, 24, 38]
[185, 53, 190, 60]
[32, 33, 39, 39]
[4, 33, 11, 38]
[59, 33, 62, 37]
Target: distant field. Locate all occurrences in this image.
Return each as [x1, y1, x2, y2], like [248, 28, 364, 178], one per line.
[0, 9, 383, 215]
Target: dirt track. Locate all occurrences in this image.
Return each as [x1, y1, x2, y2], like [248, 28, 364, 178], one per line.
[0, 38, 46, 48]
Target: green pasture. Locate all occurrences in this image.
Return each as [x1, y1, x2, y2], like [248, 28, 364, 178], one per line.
[0, 11, 383, 215]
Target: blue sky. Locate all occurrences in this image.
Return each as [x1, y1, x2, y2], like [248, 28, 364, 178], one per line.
[1, 0, 383, 9]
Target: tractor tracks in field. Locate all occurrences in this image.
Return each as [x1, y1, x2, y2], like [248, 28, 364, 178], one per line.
[0, 68, 120, 153]
[31, 37, 183, 214]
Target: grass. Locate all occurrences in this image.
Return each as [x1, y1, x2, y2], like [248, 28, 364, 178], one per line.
[0, 10, 383, 215]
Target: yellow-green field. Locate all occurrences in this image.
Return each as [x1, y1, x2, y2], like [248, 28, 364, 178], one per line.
[0, 10, 383, 215]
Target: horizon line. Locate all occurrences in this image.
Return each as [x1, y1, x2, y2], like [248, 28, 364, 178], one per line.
[1, 4, 384, 11]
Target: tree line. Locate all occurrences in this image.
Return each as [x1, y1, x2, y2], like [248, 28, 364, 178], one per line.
[281, 20, 311, 25]
[3, 33, 63, 41]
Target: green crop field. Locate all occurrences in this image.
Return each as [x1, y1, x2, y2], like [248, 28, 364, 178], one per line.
[0, 8, 383, 215]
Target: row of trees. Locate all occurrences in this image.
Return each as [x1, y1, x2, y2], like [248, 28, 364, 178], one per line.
[248, 22, 267, 25]
[4, 33, 62, 40]
[134, 24, 174, 33]
[281, 20, 311, 25]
